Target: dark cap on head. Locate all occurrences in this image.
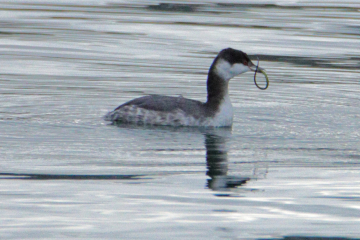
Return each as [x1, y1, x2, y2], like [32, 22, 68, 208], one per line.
[217, 48, 252, 66]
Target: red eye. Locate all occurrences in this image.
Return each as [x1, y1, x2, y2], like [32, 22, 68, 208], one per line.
[243, 60, 248, 66]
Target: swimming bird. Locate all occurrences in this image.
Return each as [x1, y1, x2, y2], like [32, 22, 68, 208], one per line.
[105, 48, 267, 127]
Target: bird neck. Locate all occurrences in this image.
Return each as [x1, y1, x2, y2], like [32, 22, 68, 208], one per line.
[205, 68, 230, 114]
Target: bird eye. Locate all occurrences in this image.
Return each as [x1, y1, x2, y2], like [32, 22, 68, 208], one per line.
[243, 60, 248, 66]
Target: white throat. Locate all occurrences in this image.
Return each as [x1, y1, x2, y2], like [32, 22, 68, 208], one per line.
[212, 92, 234, 127]
[215, 59, 250, 81]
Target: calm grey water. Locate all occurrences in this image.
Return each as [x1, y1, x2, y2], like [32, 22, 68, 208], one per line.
[1, 1, 360, 239]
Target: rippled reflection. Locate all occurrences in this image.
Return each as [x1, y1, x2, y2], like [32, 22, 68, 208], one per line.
[204, 129, 250, 192]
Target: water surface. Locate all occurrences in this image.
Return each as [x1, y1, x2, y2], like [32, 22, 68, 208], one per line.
[0, 1, 359, 239]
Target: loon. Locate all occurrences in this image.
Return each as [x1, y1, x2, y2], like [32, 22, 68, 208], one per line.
[105, 48, 267, 127]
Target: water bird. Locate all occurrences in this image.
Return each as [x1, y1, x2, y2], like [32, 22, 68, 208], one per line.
[105, 48, 268, 127]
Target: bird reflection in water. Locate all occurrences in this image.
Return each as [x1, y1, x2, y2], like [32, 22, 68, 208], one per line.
[204, 129, 250, 192]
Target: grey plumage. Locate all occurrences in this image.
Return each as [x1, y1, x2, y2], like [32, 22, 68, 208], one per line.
[114, 95, 208, 118]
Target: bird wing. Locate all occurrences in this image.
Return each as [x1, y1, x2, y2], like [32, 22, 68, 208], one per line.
[115, 95, 206, 117]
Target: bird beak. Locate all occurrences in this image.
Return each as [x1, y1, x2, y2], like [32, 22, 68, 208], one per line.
[248, 61, 265, 72]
